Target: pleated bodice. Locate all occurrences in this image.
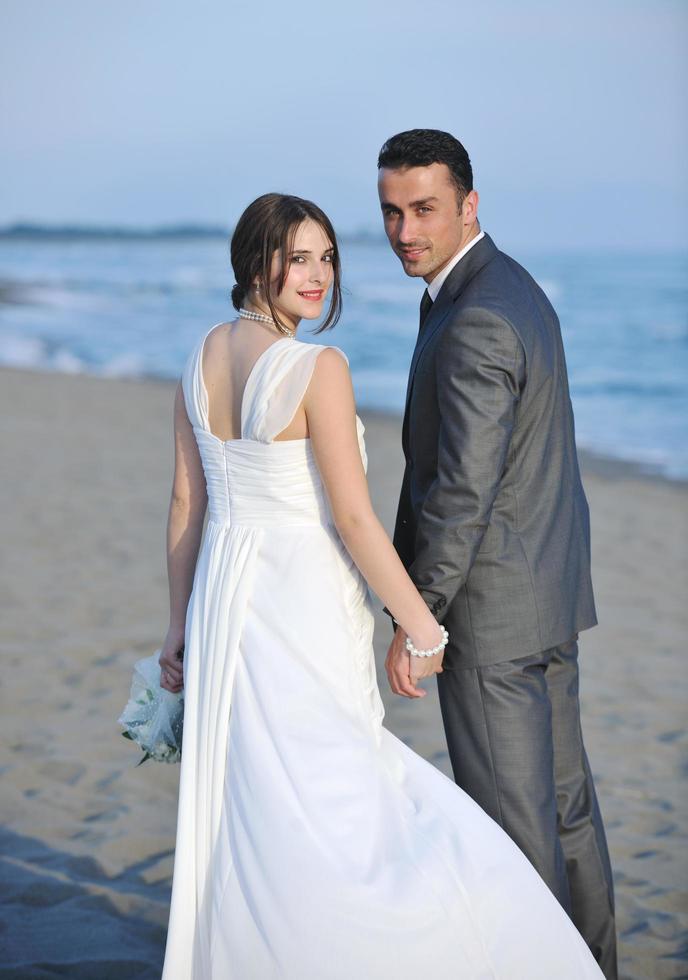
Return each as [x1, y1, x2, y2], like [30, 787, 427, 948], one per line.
[195, 432, 333, 528]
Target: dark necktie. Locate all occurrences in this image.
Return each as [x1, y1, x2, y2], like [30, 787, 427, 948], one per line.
[419, 288, 433, 334]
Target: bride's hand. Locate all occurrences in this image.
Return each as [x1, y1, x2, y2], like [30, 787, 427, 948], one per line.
[385, 625, 445, 699]
[159, 627, 185, 693]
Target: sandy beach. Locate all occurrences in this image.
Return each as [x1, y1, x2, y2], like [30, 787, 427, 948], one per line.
[0, 366, 686, 980]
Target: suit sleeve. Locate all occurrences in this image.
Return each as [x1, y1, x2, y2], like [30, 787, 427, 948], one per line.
[408, 307, 525, 619]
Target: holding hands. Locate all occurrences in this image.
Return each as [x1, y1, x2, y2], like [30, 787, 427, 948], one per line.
[385, 625, 445, 699]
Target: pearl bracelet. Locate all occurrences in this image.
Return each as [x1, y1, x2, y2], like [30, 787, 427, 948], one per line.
[405, 626, 449, 658]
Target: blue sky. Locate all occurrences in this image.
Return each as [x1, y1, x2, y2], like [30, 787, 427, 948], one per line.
[1, 0, 686, 249]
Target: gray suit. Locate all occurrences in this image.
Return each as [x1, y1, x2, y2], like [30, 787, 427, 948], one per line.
[394, 233, 618, 977]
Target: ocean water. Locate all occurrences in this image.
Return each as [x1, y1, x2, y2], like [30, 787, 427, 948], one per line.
[0, 235, 686, 479]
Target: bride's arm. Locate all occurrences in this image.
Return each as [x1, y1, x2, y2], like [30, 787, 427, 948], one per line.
[306, 349, 444, 695]
[160, 383, 208, 692]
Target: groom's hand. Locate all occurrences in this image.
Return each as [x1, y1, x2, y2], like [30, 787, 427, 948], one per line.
[386, 627, 438, 699]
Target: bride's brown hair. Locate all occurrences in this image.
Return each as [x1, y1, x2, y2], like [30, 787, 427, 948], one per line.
[230, 193, 343, 334]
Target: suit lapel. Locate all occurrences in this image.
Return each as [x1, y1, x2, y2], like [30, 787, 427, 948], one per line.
[401, 234, 499, 454]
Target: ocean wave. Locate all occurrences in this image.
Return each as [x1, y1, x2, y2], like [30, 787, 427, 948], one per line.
[572, 380, 684, 399]
[99, 352, 148, 378]
[649, 321, 688, 342]
[347, 283, 420, 304]
[0, 276, 227, 308]
[0, 333, 47, 367]
[576, 436, 688, 480]
[0, 333, 88, 373]
[0, 279, 111, 311]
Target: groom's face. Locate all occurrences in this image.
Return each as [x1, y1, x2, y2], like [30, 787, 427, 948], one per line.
[378, 163, 469, 283]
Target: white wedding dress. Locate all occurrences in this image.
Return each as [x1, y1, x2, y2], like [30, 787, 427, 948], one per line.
[161, 326, 603, 980]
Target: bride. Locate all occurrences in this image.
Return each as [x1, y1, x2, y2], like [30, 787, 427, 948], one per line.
[157, 192, 603, 979]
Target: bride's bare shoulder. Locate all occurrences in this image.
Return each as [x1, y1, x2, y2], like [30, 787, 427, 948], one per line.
[309, 345, 351, 392]
[200, 322, 238, 378]
[312, 344, 349, 373]
[203, 321, 234, 351]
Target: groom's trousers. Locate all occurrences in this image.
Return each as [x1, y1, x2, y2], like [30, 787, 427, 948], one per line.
[437, 637, 618, 980]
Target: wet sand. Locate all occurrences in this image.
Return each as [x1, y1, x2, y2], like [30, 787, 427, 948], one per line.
[0, 367, 686, 979]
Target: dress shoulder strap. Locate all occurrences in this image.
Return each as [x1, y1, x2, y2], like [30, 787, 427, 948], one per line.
[181, 324, 221, 431]
[242, 340, 348, 443]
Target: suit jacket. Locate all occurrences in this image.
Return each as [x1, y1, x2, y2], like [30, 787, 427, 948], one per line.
[393, 233, 597, 667]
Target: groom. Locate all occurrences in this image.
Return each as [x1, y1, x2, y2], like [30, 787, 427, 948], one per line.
[378, 129, 617, 977]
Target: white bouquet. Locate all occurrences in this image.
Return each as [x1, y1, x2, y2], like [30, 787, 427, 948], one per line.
[118, 651, 184, 764]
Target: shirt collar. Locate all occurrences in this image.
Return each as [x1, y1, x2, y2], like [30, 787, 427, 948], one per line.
[426, 230, 486, 302]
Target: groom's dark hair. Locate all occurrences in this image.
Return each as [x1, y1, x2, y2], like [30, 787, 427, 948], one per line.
[377, 129, 473, 205]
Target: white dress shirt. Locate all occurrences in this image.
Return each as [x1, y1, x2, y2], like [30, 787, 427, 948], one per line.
[426, 230, 485, 302]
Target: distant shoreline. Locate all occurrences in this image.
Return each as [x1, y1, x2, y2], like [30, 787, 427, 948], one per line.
[0, 223, 388, 245]
[0, 222, 231, 239]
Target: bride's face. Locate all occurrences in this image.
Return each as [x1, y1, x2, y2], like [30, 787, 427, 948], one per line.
[269, 219, 335, 328]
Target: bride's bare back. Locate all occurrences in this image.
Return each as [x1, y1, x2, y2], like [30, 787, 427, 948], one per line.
[202, 322, 309, 442]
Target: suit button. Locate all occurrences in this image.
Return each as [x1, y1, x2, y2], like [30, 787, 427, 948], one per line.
[401, 519, 407, 526]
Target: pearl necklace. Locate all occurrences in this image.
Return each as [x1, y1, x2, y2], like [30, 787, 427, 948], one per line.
[238, 307, 295, 339]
